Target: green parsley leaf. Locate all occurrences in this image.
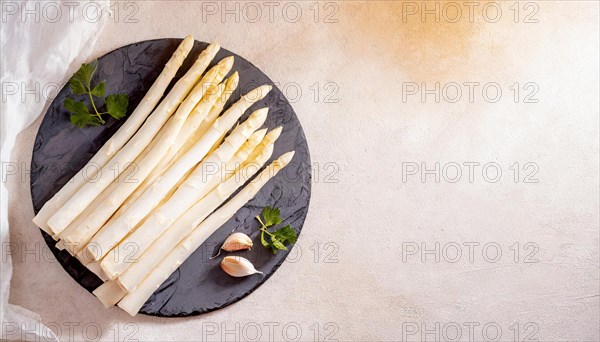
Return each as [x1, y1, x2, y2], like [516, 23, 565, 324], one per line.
[64, 61, 130, 128]
[269, 236, 287, 254]
[272, 225, 298, 246]
[261, 206, 282, 227]
[64, 98, 98, 128]
[90, 81, 106, 97]
[256, 207, 297, 254]
[64, 98, 90, 116]
[104, 94, 129, 119]
[69, 61, 97, 95]
[69, 78, 87, 95]
[70, 112, 102, 128]
[75, 61, 97, 88]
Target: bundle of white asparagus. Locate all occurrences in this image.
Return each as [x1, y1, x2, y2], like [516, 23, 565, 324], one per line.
[34, 36, 295, 316]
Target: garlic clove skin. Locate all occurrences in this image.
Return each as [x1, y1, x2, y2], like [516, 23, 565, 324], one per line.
[221, 232, 253, 252]
[221, 256, 263, 277]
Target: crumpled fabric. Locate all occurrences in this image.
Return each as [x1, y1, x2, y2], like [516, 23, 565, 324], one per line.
[1, 1, 108, 340]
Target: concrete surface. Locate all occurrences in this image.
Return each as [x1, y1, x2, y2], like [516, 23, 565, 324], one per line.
[6, 1, 599, 341]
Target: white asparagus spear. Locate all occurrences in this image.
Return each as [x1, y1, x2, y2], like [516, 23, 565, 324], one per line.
[189, 126, 284, 218]
[79, 85, 270, 258]
[71, 248, 110, 281]
[118, 151, 295, 316]
[100, 108, 268, 276]
[91, 161, 194, 253]
[69, 59, 232, 258]
[145, 70, 237, 178]
[87, 261, 109, 282]
[59, 109, 243, 252]
[61, 77, 234, 252]
[117, 138, 274, 291]
[173, 74, 238, 164]
[58, 121, 172, 254]
[57, 115, 174, 247]
[204, 126, 283, 193]
[103, 129, 234, 277]
[162, 73, 238, 169]
[76, 166, 191, 272]
[57, 166, 137, 254]
[33, 36, 196, 234]
[94, 80, 229, 227]
[46, 44, 221, 235]
[79, 60, 232, 261]
[90, 162, 196, 306]
[74, 250, 92, 266]
[55, 58, 220, 247]
[53, 47, 217, 241]
[62, 77, 239, 259]
[93, 281, 128, 308]
[55, 240, 66, 250]
[57, 62, 215, 253]
[110, 128, 269, 283]
[105, 73, 239, 226]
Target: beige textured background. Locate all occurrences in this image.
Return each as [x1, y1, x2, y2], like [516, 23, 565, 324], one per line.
[6, 1, 599, 341]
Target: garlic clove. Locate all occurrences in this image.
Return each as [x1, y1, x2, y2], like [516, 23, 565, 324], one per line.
[221, 256, 263, 277]
[221, 232, 253, 252]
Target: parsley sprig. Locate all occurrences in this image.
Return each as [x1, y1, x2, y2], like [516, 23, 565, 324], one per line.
[255, 207, 298, 254]
[64, 60, 129, 128]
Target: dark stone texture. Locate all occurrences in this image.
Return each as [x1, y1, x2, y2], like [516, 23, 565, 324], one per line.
[30, 39, 311, 317]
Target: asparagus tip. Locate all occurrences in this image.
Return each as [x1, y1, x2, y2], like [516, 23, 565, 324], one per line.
[267, 126, 283, 142]
[277, 151, 295, 166]
[227, 71, 240, 89]
[218, 56, 235, 69]
[262, 143, 275, 159]
[252, 128, 268, 142]
[250, 108, 269, 126]
[206, 42, 221, 53]
[245, 84, 272, 103]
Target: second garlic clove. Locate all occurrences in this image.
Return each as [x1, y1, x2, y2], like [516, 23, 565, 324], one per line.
[222, 232, 253, 252]
[221, 256, 263, 277]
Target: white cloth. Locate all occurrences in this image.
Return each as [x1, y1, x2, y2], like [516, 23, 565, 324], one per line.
[1, 1, 108, 340]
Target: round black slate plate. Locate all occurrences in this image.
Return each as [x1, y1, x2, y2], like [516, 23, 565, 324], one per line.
[30, 39, 311, 317]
